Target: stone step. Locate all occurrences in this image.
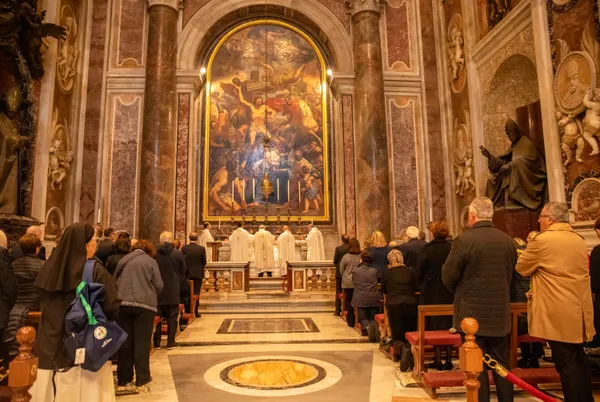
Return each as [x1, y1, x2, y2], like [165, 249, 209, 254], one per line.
[249, 278, 285, 291]
[199, 292, 335, 313]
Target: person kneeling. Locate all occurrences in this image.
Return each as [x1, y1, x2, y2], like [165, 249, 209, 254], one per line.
[352, 250, 380, 340]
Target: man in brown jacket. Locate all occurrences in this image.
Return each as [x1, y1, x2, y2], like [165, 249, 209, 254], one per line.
[516, 201, 595, 402]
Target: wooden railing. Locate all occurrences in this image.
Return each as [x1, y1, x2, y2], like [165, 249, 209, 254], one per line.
[459, 318, 483, 402]
[7, 327, 38, 402]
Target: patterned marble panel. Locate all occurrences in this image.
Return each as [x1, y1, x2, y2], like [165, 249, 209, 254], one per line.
[116, 0, 146, 67]
[183, 0, 211, 27]
[419, 0, 445, 220]
[388, 97, 419, 238]
[217, 318, 320, 334]
[385, 0, 411, 72]
[109, 96, 142, 234]
[80, 0, 108, 222]
[342, 95, 356, 237]
[175, 94, 190, 239]
[478, 25, 538, 157]
[316, 0, 350, 32]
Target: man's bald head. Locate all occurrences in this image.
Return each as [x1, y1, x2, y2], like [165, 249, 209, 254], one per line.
[341, 234, 349, 244]
[283, 225, 289, 232]
[26, 225, 42, 239]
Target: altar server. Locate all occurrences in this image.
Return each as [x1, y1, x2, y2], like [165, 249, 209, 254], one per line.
[277, 226, 295, 276]
[254, 226, 275, 277]
[198, 222, 214, 261]
[229, 222, 252, 263]
[306, 224, 325, 261]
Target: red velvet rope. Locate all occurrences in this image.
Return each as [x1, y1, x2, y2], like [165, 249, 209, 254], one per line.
[504, 372, 558, 402]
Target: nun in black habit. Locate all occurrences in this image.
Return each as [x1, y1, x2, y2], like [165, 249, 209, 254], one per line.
[31, 223, 120, 402]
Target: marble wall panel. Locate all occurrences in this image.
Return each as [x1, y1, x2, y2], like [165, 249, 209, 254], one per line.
[175, 94, 191, 240]
[419, 0, 446, 220]
[384, 0, 412, 72]
[80, 0, 108, 222]
[388, 97, 419, 238]
[109, 96, 142, 234]
[183, 0, 211, 28]
[115, 0, 146, 67]
[342, 95, 357, 237]
[316, 0, 350, 32]
[478, 25, 538, 157]
[548, 1, 600, 209]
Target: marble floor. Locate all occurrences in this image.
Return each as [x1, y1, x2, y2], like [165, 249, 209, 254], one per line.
[116, 313, 557, 402]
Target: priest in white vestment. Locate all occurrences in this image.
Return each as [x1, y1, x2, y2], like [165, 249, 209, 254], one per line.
[306, 224, 326, 261]
[277, 226, 295, 276]
[254, 225, 275, 277]
[198, 222, 215, 261]
[229, 223, 252, 263]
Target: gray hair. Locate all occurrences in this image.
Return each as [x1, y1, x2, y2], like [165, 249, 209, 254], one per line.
[159, 231, 173, 244]
[406, 226, 419, 239]
[387, 249, 404, 266]
[543, 201, 569, 223]
[469, 197, 494, 220]
[259, 225, 266, 230]
[26, 225, 42, 239]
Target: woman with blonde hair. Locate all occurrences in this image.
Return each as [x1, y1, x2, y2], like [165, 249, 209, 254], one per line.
[382, 249, 418, 371]
[368, 231, 391, 280]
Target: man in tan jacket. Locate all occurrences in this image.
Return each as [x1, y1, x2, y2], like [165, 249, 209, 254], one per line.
[516, 201, 595, 402]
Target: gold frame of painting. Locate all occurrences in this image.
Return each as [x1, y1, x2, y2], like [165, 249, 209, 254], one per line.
[201, 19, 330, 223]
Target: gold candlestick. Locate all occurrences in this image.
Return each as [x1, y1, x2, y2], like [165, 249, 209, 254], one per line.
[264, 202, 269, 229]
[275, 206, 282, 235]
[251, 205, 257, 234]
[296, 209, 303, 235]
[287, 208, 292, 229]
[230, 200, 235, 234]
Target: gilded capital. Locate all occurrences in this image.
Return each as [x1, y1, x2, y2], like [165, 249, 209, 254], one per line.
[147, 0, 179, 11]
[348, 0, 381, 16]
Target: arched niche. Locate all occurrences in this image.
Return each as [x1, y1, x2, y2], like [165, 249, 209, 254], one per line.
[482, 54, 540, 156]
[178, 0, 353, 73]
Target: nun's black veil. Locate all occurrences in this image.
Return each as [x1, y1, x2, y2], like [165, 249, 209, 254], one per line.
[35, 222, 95, 292]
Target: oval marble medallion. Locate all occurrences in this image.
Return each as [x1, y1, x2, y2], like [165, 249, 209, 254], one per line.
[204, 355, 342, 397]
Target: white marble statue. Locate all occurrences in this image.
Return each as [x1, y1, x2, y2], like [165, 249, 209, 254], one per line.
[199, 222, 215, 261]
[582, 87, 600, 156]
[229, 223, 252, 262]
[306, 224, 325, 261]
[556, 111, 585, 166]
[277, 225, 295, 276]
[253, 225, 275, 275]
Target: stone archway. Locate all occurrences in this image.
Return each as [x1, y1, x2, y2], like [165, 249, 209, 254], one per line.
[177, 0, 353, 73]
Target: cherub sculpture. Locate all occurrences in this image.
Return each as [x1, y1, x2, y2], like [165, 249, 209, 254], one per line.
[555, 111, 585, 166]
[448, 26, 465, 81]
[582, 87, 600, 156]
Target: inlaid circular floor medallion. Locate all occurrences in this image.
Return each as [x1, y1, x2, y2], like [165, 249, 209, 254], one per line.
[204, 355, 342, 397]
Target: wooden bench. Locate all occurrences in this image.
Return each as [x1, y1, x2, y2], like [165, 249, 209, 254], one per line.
[409, 304, 559, 398]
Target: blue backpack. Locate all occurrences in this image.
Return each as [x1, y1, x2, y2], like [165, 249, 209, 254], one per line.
[63, 259, 127, 372]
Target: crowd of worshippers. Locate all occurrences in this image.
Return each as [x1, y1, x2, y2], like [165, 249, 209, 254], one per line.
[333, 196, 600, 402]
[0, 223, 213, 400]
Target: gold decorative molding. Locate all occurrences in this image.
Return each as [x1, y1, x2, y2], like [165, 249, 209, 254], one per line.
[147, 0, 178, 11]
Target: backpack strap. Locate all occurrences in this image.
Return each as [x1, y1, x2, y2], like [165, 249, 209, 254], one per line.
[82, 259, 95, 283]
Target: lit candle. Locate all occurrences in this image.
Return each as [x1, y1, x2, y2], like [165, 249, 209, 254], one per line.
[287, 180, 290, 203]
[98, 208, 102, 223]
[277, 178, 280, 203]
[219, 218, 221, 229]
[298, 181, 301, 205]
[242, 180, 245, 203]
[253, 178, 256, 201]
[430, 207, 434, 221]
[232, 181, 235, 204]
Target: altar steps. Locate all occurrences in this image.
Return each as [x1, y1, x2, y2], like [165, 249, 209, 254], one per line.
[198, 291, 335, 314]
[249, 277, 286, 291]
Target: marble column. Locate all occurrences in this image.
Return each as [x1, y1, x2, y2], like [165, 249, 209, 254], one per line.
[349, 0, 391, 241]
[138, 0, 178, 242]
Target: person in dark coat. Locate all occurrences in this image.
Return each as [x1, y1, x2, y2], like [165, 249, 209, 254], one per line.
[333, 234, 350, 316]
[33, 223, 120, 398]
[10, 225, 46, 261]
[95, 227, 116, 266]
[590, 217, 600, 350]
[398, 226, 427, 274]
[511, 237, 543, 368]
[339, 238, 361, 327]
[0, 230, 17, 370]
[382, 249, 418, 371]
[352, 250, 380, 337]
[443, 197, 516, 402]
[154, 231, 187, 349]
[105, 238, 131, 276]
[368, 231, 391, 280]
[4, 234, 43, 363]
[181, 232, 207, 318]
[417, 220, 454, 370]
[115, 240, 163, 391]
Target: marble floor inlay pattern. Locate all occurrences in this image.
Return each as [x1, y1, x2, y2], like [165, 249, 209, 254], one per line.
[217, 318, 320, 334]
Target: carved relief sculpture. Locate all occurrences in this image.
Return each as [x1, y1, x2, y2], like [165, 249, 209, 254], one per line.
[487, 0, 509, 29]
[447, 14, 465, 93]
[56, 6, 78, 93]
[453, 109, 475, 196]
[48, 109, 73, 191]
[553, 51, 599, 158]
[480, 119, 547, 210]
[555, 111, 585, 166]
